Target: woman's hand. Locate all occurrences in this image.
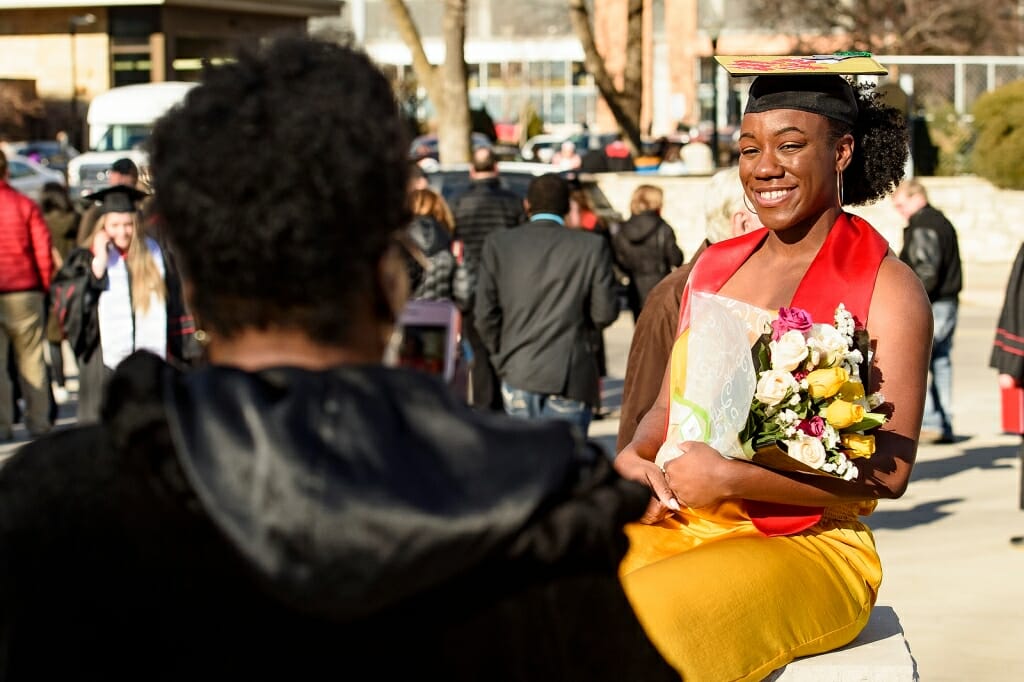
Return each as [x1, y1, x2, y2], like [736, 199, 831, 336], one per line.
[614, 447, 680, 524]
[91, 230, 110, 279]
[661, 441, 735, 509]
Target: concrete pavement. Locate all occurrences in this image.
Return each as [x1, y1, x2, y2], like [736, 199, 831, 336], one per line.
[2, 258, 1023, 681]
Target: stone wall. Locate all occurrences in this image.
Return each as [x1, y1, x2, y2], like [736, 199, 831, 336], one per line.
[595, 173, 1023, 308]
[596, 173, 1024, 265]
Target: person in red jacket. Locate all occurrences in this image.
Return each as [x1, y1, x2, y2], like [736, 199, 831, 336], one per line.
[0, 149, 54, 440]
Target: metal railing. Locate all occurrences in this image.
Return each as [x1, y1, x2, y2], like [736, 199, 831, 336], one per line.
[877, 55, 1024, 115]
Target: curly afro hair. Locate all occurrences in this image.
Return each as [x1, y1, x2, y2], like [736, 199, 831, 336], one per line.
[150, 36, 411, 345]
[834, 81, 909, 206]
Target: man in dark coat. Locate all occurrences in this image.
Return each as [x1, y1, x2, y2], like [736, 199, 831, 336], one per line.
[895, 178, 962, 444]
[474, 174, 619, 438]
[450, 147, 526, 410]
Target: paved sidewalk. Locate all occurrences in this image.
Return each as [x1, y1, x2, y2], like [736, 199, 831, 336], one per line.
[3, 259, 1023, 680]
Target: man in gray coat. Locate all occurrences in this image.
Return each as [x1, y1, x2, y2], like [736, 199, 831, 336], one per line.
[474, 173, 619, 438]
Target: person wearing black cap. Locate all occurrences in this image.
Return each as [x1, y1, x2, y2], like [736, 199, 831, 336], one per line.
[76, 157, 143, 248]
[72, 183, 183, 422]
[613, 58, 932, 679]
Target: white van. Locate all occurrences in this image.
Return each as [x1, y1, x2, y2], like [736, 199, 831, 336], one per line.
[67, 81, 197, 198]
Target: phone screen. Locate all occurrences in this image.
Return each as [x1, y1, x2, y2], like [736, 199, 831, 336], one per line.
[396, 324, 449, 377]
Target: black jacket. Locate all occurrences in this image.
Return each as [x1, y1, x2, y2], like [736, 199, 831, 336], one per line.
[450, 177, 526, 306]
[898, 204, 962, 303]
[0, 352, 675, 681]
[475, 219, 620, 406]
[991, 242, 1024, 382]
[611, 212, 684, 309]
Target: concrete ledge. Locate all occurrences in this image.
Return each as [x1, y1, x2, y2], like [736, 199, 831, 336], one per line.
[765, 606, 919, 681]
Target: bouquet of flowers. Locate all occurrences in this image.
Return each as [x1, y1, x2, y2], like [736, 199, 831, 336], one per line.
[737, 303, 886, 481]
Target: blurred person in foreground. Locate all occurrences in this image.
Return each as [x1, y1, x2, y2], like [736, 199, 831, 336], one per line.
[616, 166, 761, 452]
[613, 68, 930, 679]
[0, 37, 675, 681]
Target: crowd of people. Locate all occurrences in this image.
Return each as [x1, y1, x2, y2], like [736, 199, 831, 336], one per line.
[2, 32, 1015, 680]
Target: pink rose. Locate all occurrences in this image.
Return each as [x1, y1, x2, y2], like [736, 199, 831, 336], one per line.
[771, 306, 814, 341]
[797, 416, 826, 438]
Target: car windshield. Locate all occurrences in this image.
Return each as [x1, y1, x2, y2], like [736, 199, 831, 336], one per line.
[95, 124, 151, 152]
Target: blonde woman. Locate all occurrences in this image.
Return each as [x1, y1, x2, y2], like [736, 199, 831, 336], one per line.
[76, 185, 177, 422]
[611, 184, 684, 321]
[409, 187, 455, 234]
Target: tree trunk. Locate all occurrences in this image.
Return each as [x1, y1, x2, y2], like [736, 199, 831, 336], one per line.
[383, 0, 472, 165]
[382, 0, 440, 104]
[568, 0, 644, 155]
[438, 0, 471, 164]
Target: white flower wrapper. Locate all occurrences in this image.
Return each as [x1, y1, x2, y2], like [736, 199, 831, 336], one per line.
[655, 292, 772, 469]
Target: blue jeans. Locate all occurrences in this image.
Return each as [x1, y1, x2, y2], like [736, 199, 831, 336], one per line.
[924, 299, 957, 437]
[500, 381, 592, 438]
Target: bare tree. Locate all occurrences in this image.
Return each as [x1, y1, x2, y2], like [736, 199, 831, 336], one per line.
[383, 0, 471, 164]
[748, 0, 1017, 55]
[568, 0, 644, 154]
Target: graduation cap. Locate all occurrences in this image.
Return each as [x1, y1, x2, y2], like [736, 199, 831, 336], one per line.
[84, 185, 149, 215]
[716, 53, 890, 126]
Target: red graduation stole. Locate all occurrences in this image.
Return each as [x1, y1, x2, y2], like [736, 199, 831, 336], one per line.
[676, 212, 890, 536]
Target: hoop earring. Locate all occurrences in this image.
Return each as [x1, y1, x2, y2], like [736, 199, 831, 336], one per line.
[836, 169, 845, 206]
[743, 192, 759, 215]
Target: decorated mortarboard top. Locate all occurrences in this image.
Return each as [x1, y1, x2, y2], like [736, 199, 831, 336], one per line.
[84, 184, 149, 215]
[715, 52, 888, 77]
[715, 53, 888, 126]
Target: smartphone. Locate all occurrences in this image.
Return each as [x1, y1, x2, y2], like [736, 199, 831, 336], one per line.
[388, 299, 461, 384]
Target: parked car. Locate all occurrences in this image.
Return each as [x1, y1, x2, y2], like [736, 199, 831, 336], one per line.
[424, 162, 623, 227]
[5, 154, 66, 203]
[409, 132, 493, 162]
[6, 140, 80, 176]
[518, 134, 568, 163]
[520, 132, 632, 164]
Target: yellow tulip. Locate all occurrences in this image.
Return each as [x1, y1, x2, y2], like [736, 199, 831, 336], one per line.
[837, 380, 866, 402]
[841, 433, 875, 459]
[825, 400, 866, 429]
[806, 367, 849, 399]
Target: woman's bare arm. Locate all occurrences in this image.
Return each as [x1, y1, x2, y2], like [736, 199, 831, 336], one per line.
[660, 256, 933, 510]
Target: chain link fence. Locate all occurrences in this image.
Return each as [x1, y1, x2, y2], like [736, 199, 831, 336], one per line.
[878, 56, 1024, 175]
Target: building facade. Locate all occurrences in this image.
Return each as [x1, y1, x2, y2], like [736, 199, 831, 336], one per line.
[345, 0, 793, 140]
[0, 0, 342, 143]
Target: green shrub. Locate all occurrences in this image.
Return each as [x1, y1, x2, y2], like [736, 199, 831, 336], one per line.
[925, 104, 974, 177]
[971, 80, 1024, 189]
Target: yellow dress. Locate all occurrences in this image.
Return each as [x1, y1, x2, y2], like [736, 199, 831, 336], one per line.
[620, 312, 882, 682]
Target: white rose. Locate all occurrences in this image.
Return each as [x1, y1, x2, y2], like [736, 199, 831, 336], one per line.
[786, 435, 827, 469]
[770, 330, 809, 371]
[807, 324, 848, 367]
[754, 369, 798, 407]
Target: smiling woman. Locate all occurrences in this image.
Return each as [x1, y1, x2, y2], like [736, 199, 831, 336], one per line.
[613, 58, 932, 681]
